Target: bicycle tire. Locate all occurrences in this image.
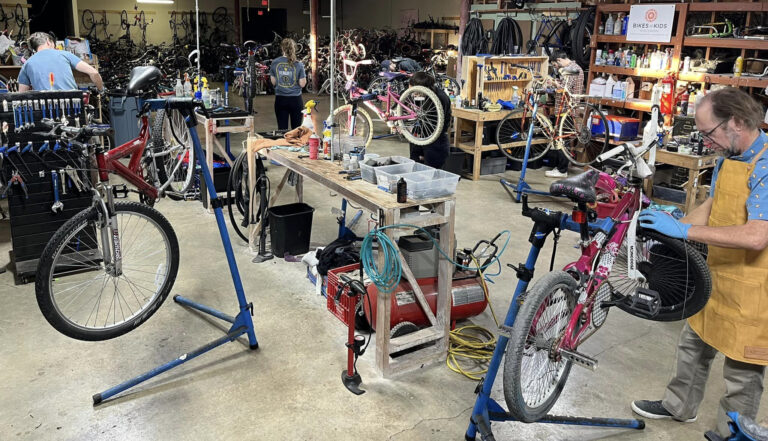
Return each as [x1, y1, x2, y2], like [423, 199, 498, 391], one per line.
[495, 108, 553, 162]
[151, 109, 195, 199]
[542, 20, 566, 57]
[608, 229, 712, 322]
[436, 74, 461, 97]
[503, 271, 577, 423]
[332, 104, 374, 148]
[572, 8, 595, 69]
[395, 85, 445, 146]
[558, 102, 608, 166]
[81, 9, 95, 34]
[35, 202, 179, 341]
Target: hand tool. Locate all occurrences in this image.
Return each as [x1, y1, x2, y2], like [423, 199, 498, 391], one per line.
[8, 143, 31, 176]
[2, 99, 7, 113]
[26, 100, 34, 127]
[65, 165, 85, 193]
[21, 141, 33, 154]
[59, 168, 67, 194]
[51, 170, 63, 213]
[47, 99, 54, 120]
[1, 171, 27, 199]
[298, 154, 309, 158]
[12, 102, 20, 132]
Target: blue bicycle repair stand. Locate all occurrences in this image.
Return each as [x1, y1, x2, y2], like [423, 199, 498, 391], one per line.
[92, 100, 258, 405]
[465, 219, 644, 440]
[499, 101, 554, 203]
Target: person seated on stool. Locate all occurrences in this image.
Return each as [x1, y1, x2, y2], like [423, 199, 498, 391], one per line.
[544, 49, 584, 178]
[407, 72, 452, 169]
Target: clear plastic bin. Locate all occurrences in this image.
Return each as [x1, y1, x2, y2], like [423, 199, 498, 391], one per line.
[359, 155, 413, 184]
[375, 162, 431, 190]
[403, 169, 460, 199]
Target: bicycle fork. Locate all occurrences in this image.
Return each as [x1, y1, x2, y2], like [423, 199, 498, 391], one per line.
[96, 185, 123, 277]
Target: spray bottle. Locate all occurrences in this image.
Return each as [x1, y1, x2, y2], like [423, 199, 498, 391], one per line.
[175, 76, 184, 97]
[183, 74, 192, 97]
[302, 100, 318, 131]
[201, 77, 211, 108]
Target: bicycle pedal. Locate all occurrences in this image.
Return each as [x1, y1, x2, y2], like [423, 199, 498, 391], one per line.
[560, 349, 598, 371]
[112, 184, 129, 199]
[622, 287, 661, 319]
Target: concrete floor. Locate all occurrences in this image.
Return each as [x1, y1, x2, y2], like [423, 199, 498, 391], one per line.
[1, 94, 766, 441]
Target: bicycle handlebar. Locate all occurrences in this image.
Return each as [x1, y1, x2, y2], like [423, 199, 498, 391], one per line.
[37, 118, 114, 139]
[521, 194, 565, 229]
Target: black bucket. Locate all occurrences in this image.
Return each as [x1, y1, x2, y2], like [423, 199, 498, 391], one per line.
[269, 203, 315, 257]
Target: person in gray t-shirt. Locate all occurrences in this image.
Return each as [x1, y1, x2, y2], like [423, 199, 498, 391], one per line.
[269, 38, 306, 129]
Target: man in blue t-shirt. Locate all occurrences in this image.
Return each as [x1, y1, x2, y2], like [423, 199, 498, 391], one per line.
[18, 32, 103, 92]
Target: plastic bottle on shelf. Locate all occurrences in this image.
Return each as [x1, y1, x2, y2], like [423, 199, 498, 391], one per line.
[614, 13, 624, 36]
[735, 56, 744, 77]
[683, 56, 691, 73]
[688, 88, 697, 117]
[631, 52, 638, 69]
[605, 14, 615, 36]
[595, 49, 603, 65]
[651, 81, 662, 107]
[604, 75, 617, 98]
[202, 82, 211, 108]
[622, 14, 629, 35]
[607, 50, 615, 65]
[599, 23, 605, 35]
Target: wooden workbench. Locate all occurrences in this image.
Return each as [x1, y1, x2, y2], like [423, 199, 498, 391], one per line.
[196, 111, 254, 212]
[645, 149, 719, 213]
[251, 147, 456, 378]
[453, 106, 549, 181]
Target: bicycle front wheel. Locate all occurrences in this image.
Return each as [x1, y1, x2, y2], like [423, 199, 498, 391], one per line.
[496, 108, 553, 162]
[608, 228, 711, 322]
[395, 85, 445, 146]
[35, 202, 180, 341]
[333, 104, 374, 148]
[557, 102, 608, 166]
[503, 271, 577, 423]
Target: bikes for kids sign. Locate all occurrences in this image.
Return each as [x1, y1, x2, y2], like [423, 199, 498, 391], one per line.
[626, 4, 675, 43]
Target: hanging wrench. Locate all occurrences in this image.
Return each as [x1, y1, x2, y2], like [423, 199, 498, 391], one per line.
[47, 99, 54, 120]
[12, 102, 20, 132]
[51, 170, 63, 213]
[59, 168, 67, 195]
[26, 100, 34, 128]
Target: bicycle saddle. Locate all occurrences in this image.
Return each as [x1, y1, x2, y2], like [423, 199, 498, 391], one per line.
[549, 169, 599, 204]
[127, 66, 162, 95]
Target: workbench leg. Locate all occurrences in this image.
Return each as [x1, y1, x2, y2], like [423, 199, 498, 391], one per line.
[472, 121, 484, 181]
[375, 209, 396, 378]
[297, 175, 304, 203]
[436, 200, 455, 355]
[685, 168, 697, 214]
[454, 117, 460, 148]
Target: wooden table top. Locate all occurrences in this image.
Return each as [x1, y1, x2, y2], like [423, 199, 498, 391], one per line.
[263, 149, 455, 213]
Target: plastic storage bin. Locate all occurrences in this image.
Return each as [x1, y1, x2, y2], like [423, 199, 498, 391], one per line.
[108, 94, 140, 146]
[268, 203, 315, 257]
[403, 169, 460, 199]
[375, 162, 431, 190]
[359, 155, 414, 184]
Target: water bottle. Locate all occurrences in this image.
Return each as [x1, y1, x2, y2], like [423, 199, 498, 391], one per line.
[605, 14, 615, 36]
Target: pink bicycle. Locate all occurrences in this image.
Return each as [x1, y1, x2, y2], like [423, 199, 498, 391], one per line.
[502, 141, 712, 422]
[332, 52, 445, 147]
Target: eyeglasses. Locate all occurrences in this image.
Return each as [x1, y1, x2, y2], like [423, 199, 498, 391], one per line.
[700, 119, 728, 143]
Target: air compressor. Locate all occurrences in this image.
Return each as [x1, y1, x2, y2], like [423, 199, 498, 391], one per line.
[357, 233, 500, 336]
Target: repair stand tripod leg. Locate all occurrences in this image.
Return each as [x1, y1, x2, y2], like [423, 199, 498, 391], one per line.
[93, 103, 259, 405]
[464, 227, 644, 440]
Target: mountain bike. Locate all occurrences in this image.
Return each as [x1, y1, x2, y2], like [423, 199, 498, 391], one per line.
[34, 119, 179, 341]
[332, 52, 445, 147]
[502, 141, 711, 422]
[495, 72, 608, 167]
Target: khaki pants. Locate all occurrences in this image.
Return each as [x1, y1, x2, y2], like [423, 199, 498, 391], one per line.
[662, 322, 766, 436]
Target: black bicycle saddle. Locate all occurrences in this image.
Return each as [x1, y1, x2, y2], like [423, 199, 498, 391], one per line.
[549, 169, 599, 204]
[126, 66, 162, 95]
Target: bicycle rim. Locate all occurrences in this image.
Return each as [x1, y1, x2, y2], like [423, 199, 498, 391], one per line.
[558, 103, 607, 166]
[41, 204, 175, 338]
[161, 109, 195, 194]
[504, 271, 576, 422]
[608, 229, 711, 321]
[333, 104, 373, 148]
[496, 109, 553, 162]
[395, 85, 444, 146]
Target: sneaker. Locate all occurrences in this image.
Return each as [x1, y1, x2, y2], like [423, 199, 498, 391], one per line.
[545, 169, 568, 178]
[631, 400, 697, 422]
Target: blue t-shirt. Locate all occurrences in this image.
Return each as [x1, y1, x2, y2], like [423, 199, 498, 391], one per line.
[18, 49, 82, 90]
[709, 130, 768, 221]
[269, 57, 305, 97]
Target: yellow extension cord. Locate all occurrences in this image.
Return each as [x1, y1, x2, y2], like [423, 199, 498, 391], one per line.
[446, 256, 501, 380]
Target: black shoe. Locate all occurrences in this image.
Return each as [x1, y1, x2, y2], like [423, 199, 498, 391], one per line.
[631, 400, 697, 422]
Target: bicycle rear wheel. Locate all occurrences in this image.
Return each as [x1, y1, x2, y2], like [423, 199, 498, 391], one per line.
[35, 202, 179, 341]
[332, 104, 374, 148]
[495, 108, 553, 162]
[81, 9, 94, 34]
[557, 102, 608, 166]
[436, 74, 461, 98]
[608, 229, 711, 322]
[503, 271, 577, 422]
[395, 85, 445, 146]
[151, 109, 195, 198]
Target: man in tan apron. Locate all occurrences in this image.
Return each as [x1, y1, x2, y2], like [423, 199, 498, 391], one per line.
[631, 87, 768, 437]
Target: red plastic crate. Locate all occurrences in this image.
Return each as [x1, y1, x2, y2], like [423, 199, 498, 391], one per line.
[326, 263, 362, 326]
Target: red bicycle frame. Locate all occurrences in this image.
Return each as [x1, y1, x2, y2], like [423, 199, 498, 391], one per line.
[95, 113, 158, 201]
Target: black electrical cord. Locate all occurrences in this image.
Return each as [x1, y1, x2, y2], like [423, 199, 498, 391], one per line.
[460, 18, 488, 56]
[491, 17, 522, 55]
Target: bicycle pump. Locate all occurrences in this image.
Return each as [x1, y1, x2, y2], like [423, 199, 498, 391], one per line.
[339, 273, 368, 395]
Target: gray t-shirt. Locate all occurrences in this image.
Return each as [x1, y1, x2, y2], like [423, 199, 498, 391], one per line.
[269, 57, 305, 96]
[18, 49, 81, 90]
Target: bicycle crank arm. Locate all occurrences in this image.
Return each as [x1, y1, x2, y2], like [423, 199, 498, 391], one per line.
[560, 349, 598, 371]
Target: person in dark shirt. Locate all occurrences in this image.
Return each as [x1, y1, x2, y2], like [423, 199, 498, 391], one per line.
[407, 72, 452, 169]
[269, 38, 306, 129]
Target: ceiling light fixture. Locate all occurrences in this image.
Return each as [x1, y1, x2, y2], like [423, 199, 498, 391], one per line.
[137, 0, 174, 4]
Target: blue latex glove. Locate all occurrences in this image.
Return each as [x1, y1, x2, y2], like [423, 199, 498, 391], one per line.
[638, 209, 691, 240]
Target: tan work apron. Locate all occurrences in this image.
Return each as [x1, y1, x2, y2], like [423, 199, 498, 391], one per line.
[689, 142, 768, 365]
